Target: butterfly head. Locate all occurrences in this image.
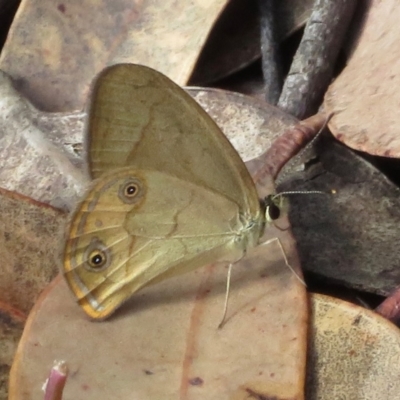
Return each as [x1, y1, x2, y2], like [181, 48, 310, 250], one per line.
[263, 194, 286, 224]
[264, 189, 333, 225]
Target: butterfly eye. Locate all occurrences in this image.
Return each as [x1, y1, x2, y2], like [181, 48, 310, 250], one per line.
[264, 195, 282, 222]
[266, 203, 280, 221]
[83, 238, 111, 272]
[119, 177, 145, 204]
[87, 249, 107, 269]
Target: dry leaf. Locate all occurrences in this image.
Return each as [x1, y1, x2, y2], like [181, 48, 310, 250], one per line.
[187, 88, 298, 162]
[307, 294, 400, 399]
[0, 71, 86, 211]
[278, 133, 400, 296]
[324, 0, 400, 157]
[190, 0, 314, 85]
[12, 289, 400, 399]
[0, 302, 25, 400]
[0, 0, 229, 112]
[10, 225, 307, 400]
[0, 187, 66, 314]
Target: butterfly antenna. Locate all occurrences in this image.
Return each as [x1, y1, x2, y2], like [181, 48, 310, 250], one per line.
[218, 263, 233, 329]
[272, 189, 334, 199]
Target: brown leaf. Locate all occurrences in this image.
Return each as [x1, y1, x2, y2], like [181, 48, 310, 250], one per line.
[0, 0, 229, 112]
[278, 133, 400, 296]
[9, 227, 307, 400]
[189, 0, 314, 85]
[186, 87, 298, 162]
[0, 301, 25, 400]
[307, 294, 400, 399]
[324, 0, 400, 157]
[12, 290, 400, 399]
[0, 188, 66, 314]
[0, 71, 86, 211]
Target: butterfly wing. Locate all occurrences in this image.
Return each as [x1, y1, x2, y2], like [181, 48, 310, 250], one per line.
[64, 64, 265, 318]
[86, 63, 260, 215]
[63, 168, 260, 319]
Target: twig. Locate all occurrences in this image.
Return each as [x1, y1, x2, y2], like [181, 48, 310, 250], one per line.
[247, 112, 331, 197]
[258, 0, 282, 104]
[375, 286, 400, 325]
[43, 360, 68, 400]
[278, 0, 357, 118]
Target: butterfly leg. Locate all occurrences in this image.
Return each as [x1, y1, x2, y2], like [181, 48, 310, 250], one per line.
[218, 263, 234, 330]
[218, 237, 306, 329]
[260, 237, 306, 286]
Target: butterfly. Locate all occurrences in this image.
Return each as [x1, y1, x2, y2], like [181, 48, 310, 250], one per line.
[62, 63, 283, 319]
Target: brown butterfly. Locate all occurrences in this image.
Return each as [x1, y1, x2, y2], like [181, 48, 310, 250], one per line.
[62, 64, 283, 319]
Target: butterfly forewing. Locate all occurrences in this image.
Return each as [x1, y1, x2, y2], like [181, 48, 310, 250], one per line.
[87, 64, 260, 215]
